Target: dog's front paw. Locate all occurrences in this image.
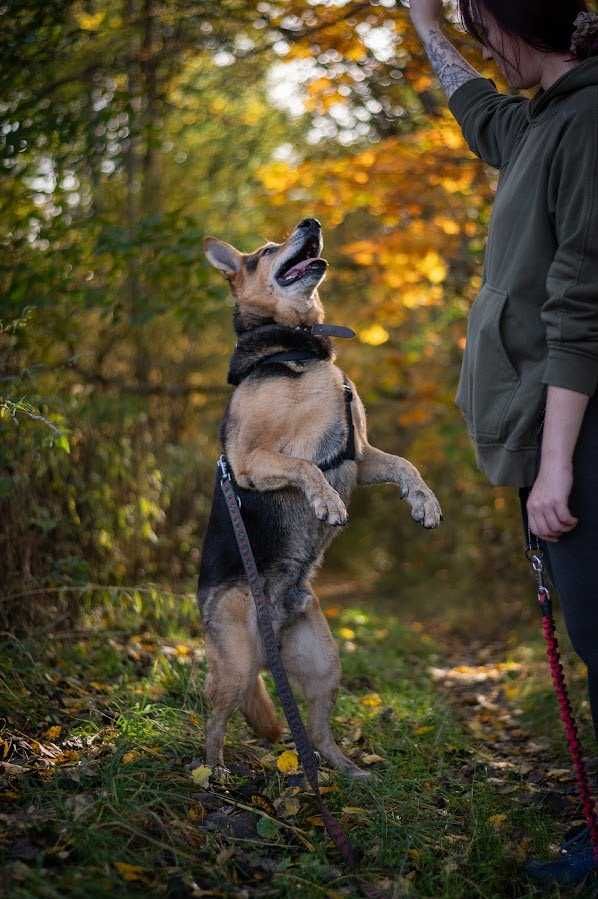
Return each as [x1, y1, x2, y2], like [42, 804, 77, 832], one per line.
[407, 484, 442, 529]
[312, 486, 348, 527]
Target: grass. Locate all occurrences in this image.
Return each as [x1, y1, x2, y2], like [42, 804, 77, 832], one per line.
[1, 584, 596, 898]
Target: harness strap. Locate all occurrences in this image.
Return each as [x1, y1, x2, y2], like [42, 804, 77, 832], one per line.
[319, 379, 356, 472]
[217, 456, 356, 866]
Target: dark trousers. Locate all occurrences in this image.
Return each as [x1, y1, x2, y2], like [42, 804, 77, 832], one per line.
[520, 392, 598, 740]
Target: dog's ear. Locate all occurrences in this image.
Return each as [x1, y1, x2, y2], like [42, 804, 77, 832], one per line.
[204, 237, 242, 277]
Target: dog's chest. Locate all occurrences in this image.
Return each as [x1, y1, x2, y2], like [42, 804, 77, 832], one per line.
[226, 363, 348, 466]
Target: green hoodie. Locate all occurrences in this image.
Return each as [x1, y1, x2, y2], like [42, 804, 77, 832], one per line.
[448, 57, 598, 487]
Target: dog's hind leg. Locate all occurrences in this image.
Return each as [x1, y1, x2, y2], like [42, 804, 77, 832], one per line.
[204, 587, 266, 771]
[280, 594, 369, 779]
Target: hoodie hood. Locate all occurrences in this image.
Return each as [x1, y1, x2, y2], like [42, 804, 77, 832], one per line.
[528, 55, 598, 120]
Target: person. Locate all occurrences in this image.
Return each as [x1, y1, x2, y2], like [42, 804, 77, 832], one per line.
[408, 0, 598, 885]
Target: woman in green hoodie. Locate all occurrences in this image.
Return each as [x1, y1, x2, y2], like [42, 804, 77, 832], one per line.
[408, 0, 598, 885]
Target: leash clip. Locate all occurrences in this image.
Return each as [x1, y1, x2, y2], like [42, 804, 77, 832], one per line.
[218, 454, 231, 483]
[218, 455, 242, 508]
[526, 537, 551, 613]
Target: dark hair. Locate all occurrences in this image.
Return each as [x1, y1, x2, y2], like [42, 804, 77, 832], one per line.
[458, 0, 598, 61]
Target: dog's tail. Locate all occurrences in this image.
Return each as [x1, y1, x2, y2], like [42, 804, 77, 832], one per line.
[242, 675, 284, 743]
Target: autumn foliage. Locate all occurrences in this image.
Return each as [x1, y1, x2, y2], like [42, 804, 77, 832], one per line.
[1, 0, 520, 629]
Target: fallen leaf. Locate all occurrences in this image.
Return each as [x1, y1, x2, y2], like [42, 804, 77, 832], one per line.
[122, 750, 141, 765]
[360, 693, 382, 709]
[276, 750, 299, 774]
[187, 803, 206, 822]
[114, 862, 150, 883]
[43, 726, 62, 740]
[362, 753, 385, 765]
[338, 627, 355, 640]
[257, 817, 280, 840]
[190, 765, 212, 787]
[487, 814, 508, 830]
[324, 606, 341, 618]
[414, 725, 434, 736]
[281, 797, 301, 817]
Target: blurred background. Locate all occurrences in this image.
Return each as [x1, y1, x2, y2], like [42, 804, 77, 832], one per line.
[1, 0, 526, 631]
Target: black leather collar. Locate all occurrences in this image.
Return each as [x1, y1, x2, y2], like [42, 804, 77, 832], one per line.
[228, 319, 355, 386]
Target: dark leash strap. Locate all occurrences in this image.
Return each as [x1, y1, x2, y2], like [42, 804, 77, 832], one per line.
[521, 494, 598, 861]
[217, 456, 357, 866]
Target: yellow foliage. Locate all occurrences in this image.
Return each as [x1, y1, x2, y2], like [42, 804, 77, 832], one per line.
[359, 324, 389, 346]
[75, 10, 105, 30]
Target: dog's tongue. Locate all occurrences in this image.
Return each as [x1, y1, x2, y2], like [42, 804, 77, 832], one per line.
[283, 257, 321, 280]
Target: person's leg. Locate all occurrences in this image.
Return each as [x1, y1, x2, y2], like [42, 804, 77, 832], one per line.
[541, 392, 598, 740]
[519, 395, 598, 883]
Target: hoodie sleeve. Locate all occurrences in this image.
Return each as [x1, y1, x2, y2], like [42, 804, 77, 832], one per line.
[448, 78, 528, 169]
[542, 113, 598, 396]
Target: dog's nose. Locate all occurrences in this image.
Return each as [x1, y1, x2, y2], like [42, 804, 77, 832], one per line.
[297, 217, 321, 231]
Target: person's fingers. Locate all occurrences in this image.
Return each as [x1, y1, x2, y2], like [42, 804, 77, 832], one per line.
[555, 501, 578, 528]
[529, 511, 558, 542]
[543, 507, 564, 535]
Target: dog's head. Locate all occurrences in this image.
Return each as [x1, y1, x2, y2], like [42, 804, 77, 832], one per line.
[204, 218, 327, 327]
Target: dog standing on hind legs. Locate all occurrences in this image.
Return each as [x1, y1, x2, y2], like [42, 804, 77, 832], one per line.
[198, 217, 442, 779]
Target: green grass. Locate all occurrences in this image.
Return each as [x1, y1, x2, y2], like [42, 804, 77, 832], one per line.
[0, 586, 596, 898]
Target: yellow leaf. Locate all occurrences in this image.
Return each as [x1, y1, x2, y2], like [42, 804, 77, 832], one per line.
[359, 324, 389, 347]
[276, 750, 299, 774]
[114, 862, 149, 883]
[190, 765, 212, 787]
[338, 627, 355, 640]
[414, 725, 434, 735]
[487, 814, 508, 830]
[187, 803, 206, 822]
[175, 644, 192, 656]
[360, 693, 382, 708]
[76, 10, 105, 30]
[43, 726, 62, 740]
[122, 750, 141, 765]
[361, 753, 385, 766]
[282, 797, 301, 816]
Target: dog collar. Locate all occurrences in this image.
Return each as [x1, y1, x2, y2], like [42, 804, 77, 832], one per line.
[306, 323, 355, 339]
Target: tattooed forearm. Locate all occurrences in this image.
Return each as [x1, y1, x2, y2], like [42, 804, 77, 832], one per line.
[423, 25, 481, 99]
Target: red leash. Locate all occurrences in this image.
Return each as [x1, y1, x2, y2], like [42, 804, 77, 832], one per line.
[526, 537, 598, 861]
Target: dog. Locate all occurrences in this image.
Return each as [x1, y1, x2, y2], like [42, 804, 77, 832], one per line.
[198, 217, 442, 778]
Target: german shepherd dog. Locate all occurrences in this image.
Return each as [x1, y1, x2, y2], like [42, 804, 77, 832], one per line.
[198, 218, 442, 778]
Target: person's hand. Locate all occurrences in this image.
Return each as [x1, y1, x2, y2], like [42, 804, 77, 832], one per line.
[527, 459, 578, 542]
[408, 0, 444, 35]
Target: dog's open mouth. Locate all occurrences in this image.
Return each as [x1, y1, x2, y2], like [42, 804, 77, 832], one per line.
[275, 236, 327, 286]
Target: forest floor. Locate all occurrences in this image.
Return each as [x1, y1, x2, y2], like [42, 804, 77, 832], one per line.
[1, 580, 597, 899]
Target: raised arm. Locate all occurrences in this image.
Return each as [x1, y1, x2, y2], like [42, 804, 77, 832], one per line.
[408, 0, 528, 169]
[409, 0, 481, 99]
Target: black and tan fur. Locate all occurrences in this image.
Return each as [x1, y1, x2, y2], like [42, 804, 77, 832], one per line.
[198, 218, 442, 778]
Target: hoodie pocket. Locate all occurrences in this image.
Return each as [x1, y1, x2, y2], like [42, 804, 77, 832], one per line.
[456, 284, 520, 442]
